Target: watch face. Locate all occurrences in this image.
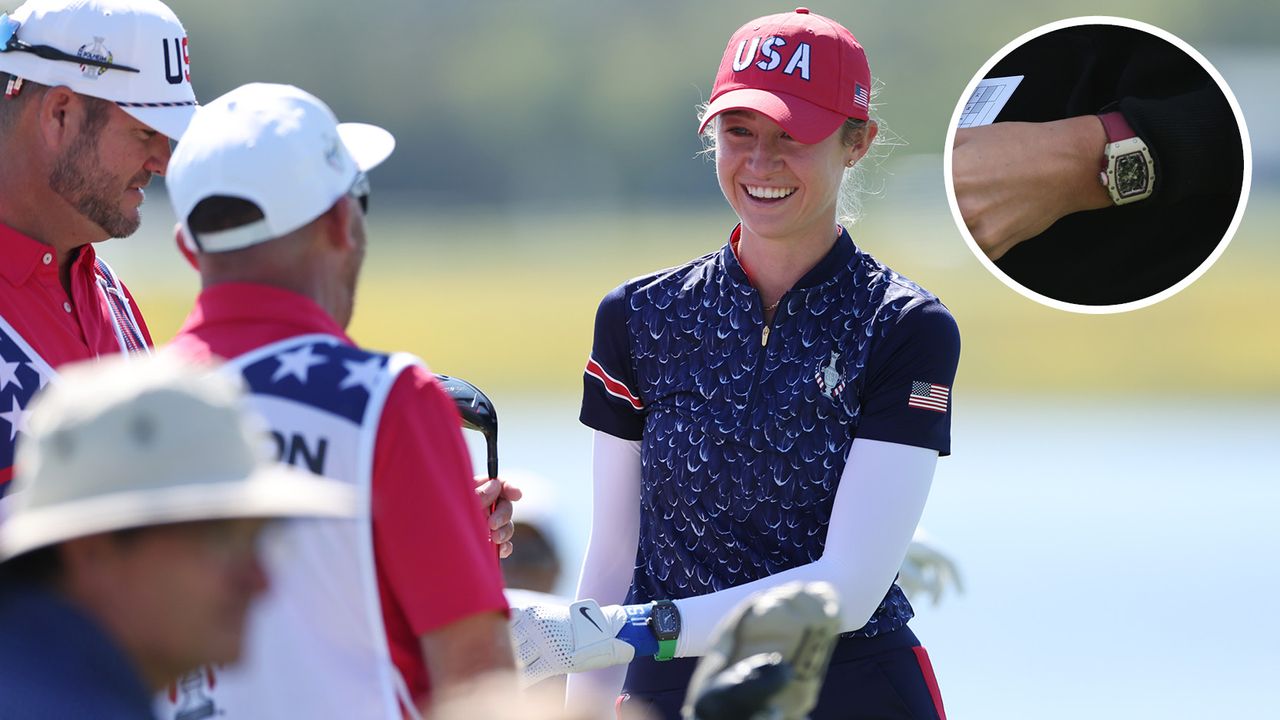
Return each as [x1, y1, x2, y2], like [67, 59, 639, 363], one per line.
[652, 604, 680, 638]
[1115, 151, 1150, 198]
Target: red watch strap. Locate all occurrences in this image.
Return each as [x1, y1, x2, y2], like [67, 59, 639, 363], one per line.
[1098, 111, 1136, 143]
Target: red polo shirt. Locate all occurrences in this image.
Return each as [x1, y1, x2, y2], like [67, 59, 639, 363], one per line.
[167, 283, 508, 703]
[0, 224, 152, 488]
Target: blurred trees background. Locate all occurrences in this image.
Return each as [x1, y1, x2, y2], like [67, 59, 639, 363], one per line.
[114, 0, 1278, 396]
[169, 0, 1278, 209]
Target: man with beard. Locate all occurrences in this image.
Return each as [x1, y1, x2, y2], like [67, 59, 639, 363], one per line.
[159, 83, 515, 718]
[0, 0, 196, 493]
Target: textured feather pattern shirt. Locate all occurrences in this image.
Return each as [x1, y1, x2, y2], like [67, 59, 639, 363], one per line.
[581, 226, 960, 638]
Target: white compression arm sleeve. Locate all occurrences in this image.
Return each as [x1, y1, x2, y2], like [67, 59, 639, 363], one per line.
[564, 431, 643, 710]
[673, 438, 938, 657]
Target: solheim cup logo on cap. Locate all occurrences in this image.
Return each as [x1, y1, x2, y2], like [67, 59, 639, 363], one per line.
[731, 35, 813, 80]
[76, 36, 112, 79]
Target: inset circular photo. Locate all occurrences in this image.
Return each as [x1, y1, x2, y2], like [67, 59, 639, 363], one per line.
[944, 16, 1251, 313]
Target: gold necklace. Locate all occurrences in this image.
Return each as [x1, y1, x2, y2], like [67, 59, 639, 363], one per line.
[763, 299, 780, 312]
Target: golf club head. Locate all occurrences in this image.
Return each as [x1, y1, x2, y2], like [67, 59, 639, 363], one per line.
[435, 373, 499, 479]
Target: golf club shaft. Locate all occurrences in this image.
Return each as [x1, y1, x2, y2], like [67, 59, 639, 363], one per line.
[487, 434, 498, 558]
[432, 373, 501, 558]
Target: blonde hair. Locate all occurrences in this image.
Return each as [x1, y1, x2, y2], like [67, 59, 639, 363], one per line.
[696, 86, 899, 227]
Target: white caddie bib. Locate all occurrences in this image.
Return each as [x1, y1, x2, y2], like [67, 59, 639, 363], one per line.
[156, 334, 423, 720]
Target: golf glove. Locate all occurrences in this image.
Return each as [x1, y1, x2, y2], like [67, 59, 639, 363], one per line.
[509, 599, 635, 687]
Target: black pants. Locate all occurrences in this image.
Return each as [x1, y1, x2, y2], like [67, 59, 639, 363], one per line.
[619, 625, 946, 719]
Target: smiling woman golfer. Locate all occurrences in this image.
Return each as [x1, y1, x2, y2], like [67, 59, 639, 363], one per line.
[511, 9, 959, 718]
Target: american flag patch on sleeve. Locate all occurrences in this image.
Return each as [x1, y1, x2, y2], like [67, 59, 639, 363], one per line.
[908, 381, 949, 413]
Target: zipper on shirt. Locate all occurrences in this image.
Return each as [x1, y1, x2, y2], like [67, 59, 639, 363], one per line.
[760, 294, 781, 347]
[745, 298, 784, 432]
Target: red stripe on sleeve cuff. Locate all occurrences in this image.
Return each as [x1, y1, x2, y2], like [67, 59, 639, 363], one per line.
[585, 358, 643, 410]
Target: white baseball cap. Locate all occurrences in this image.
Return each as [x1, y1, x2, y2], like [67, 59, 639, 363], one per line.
[167, 82, 395, 254]
[0, 355, 359, 562]
[0, 0, 197, 140]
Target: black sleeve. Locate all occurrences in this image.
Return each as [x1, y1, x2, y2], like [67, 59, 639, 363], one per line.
[1115, 83, 1243, 207]
[855, 301, 962, 456]
[579, 283, 646, 441]
[990, 22, 1245, 206]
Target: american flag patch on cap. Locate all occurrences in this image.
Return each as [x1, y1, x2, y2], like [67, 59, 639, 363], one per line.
[908, 381, 949, 413]
[853, 83, 870, 109]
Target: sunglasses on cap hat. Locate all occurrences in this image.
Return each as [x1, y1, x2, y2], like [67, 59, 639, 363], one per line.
[348, 171, 370, 215]
[0, 13, 140, 74]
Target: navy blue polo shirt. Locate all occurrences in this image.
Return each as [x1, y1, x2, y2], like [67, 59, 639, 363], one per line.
[0, 580, 155, 718]
[581, 226, 960, 638]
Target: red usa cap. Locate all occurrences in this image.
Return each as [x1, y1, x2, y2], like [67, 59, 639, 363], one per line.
[698, 7, 871, 144]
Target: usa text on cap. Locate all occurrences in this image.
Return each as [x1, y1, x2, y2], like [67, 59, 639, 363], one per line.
[698, 7, 871, 144]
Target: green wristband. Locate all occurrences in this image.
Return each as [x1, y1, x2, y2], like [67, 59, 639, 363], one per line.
[655, 637, 677, 662]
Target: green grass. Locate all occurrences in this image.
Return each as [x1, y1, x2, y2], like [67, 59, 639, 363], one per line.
[126, 202, 1279, 398]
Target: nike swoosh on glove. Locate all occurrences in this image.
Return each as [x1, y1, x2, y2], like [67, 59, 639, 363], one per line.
[509, 599, 635, 687]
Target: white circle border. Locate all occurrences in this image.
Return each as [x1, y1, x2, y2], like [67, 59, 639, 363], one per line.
[942, 15, 1254, 315]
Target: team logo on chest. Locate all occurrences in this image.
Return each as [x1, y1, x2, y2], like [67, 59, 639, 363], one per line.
[814, 351, 846, 401]
[166, 667, 221, 720]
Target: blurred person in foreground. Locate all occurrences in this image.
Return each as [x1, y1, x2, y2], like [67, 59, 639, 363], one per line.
[158, 83, 515, 719]
[0, 0, 196, 492]
[0, 354, 356, 719]
[429, 676, 653, 720]
[511, 9, 958, 718]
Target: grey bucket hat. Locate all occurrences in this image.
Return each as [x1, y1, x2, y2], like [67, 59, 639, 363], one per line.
[0, 354, 357, 561]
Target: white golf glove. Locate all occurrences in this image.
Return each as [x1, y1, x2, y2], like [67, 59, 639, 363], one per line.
[898, 528, 964, 607]
[509, 599, 635, 687]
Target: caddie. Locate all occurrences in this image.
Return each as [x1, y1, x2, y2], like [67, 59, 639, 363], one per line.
[158, 82, 516, 718]
[0, 0, 197, 491]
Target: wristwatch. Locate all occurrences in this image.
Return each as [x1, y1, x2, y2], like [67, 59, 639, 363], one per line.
[1097, 111, 1154, 205]
[647, 600, 680, 661]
